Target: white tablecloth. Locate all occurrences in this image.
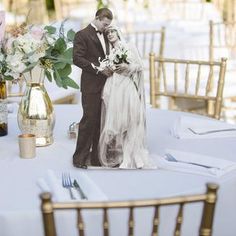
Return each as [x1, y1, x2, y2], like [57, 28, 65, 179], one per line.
[1, 106, 236, 236]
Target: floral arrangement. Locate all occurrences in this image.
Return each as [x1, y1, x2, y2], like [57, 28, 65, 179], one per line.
[0, 22, 79, 89]
[97, 42, 131, 72]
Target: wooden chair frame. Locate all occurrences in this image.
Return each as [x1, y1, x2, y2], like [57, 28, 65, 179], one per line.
[40, 183, 218, 236]
[149, 54, 227, 119]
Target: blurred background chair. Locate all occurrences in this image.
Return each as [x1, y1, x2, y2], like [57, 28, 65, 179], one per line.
[40, 183, 218, 236]
[6, 76, 25, 104]
[2, 0, 49, 25]
[159, 0, 206, 22]
[124, 27, 166, 61]
[53, 0, 96, 27]
[149, 54, 227, 119]
[209, 20, 236, 122]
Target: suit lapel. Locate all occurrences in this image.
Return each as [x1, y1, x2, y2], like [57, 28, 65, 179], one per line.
[87, 24, 105, 57]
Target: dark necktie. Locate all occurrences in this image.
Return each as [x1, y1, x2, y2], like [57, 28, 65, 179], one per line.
[96, 30, 102, 35]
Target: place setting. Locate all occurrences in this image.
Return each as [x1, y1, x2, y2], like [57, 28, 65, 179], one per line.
[171, 115, 236, 139]
[156, 148, 236, 178]
[36, 169, 108, 202]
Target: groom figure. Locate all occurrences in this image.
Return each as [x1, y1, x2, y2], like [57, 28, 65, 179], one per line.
[73, 8, 113, 168]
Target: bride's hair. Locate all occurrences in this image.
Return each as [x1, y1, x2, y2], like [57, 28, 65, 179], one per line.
[104, 25, 124, 41]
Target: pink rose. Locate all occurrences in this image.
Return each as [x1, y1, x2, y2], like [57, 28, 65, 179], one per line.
[30, 26, 44, 40]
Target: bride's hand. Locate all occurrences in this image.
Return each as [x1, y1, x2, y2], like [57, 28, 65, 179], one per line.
[114, 63, 129, 73]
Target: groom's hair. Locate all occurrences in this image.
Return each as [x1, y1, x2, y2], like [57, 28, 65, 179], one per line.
[95, 8, 113, 20]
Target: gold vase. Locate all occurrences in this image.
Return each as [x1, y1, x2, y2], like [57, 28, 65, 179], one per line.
[17, 65, 55, 146]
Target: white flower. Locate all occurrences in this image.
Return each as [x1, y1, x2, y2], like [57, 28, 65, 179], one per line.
[6, 52, 26, 73]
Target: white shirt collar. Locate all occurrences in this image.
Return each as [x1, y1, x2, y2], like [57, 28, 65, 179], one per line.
[90, 23, 98, 31]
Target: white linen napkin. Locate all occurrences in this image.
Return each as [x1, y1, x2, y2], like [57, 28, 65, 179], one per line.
[37, 170, 80, 201]
[156, 149, 236, 177]
[37, 169, 108, 201]
[171, 116, 236, 139]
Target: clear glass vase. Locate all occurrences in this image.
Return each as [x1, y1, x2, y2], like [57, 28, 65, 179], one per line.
[17, 65, 55, 146]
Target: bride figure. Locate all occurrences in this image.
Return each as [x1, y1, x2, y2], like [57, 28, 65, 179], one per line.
[98, 25, 156, 169]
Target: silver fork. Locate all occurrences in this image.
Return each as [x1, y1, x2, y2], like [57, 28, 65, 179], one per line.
[164, 153, 218, 169]
[62, 172, 76, 200]
[188, 127, 236, 135]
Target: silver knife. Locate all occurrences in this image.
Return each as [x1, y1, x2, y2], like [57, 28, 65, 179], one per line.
[188, 127, 236, 135]
[73, 180, 87, 200]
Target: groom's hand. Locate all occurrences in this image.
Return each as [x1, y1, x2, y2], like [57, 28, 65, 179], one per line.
[101, 67, 113, 77]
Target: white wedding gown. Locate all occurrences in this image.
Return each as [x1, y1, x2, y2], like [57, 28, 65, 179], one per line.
[98, 42, 156, 169]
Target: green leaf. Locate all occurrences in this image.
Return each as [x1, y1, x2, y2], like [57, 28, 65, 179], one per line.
[4, 75, 14, 81]
[54, 38, 67, 54]
[45, 25, 56, 34]
[67, 29, 75, 41]
[61, 80, 68, 89]
[63, 77, 79, 89]
[45, 70, 52, 82]
[53, 69, 63, 87]
[54, 62, 67, 70]
[62, 48, 73, 59]
[57, 64, 71, 77]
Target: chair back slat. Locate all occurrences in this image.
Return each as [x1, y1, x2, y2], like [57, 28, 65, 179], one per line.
[174, 62, 178, 94]
[174, 203, 184, 236]
[161, 62, 167, 92]
[40, 184, 218, 236]
[143, 32, 147, 57]
[152, 206, 160, 236]
[205, 65, 214, 96]
[128, 207, 134, 236]
[149, 53, 157, 107]
[195, 64, 201, 96]
[104, 208, 109, 236]
[185, 63, 190, 94]
[77, 209, 84, 236]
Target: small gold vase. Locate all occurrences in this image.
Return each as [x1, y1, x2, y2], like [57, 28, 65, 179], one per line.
[17, 65, 55, 146]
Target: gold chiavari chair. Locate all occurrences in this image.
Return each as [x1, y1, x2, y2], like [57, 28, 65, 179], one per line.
[209, 20, 236, 121]
[211, 0, 236, 22]
[6, 76, 25, 101]
[40, 183, 218, 236]
[53, 0, 95, 25]
[3, 0, 48, 25]
[209, 20, 236, 62]
[27, 0, 49, 24]
[149, 54, 227, 119]
[53, 0, 80, 20]
[124, 27, 166, 60]
[160, 0, 206, 21]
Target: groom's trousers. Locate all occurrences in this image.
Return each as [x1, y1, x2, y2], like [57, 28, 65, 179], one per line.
[73, 92, 102, 166]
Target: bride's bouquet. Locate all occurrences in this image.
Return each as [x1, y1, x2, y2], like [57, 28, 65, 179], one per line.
[96, 43, 131, 72]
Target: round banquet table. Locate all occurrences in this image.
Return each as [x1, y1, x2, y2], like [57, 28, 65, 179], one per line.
[0, 105, 236, 236]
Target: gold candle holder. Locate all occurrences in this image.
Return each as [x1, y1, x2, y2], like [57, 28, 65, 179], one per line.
[18, 134, 36, 159]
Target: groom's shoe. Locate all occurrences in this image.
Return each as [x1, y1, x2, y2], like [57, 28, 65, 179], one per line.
[73, 162, 88, 169]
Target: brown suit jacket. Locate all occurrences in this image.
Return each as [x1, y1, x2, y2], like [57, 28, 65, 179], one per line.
[73, 24, 110, 94]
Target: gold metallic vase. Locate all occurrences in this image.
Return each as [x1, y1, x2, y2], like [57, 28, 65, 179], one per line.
[17, 66, 55, 146]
